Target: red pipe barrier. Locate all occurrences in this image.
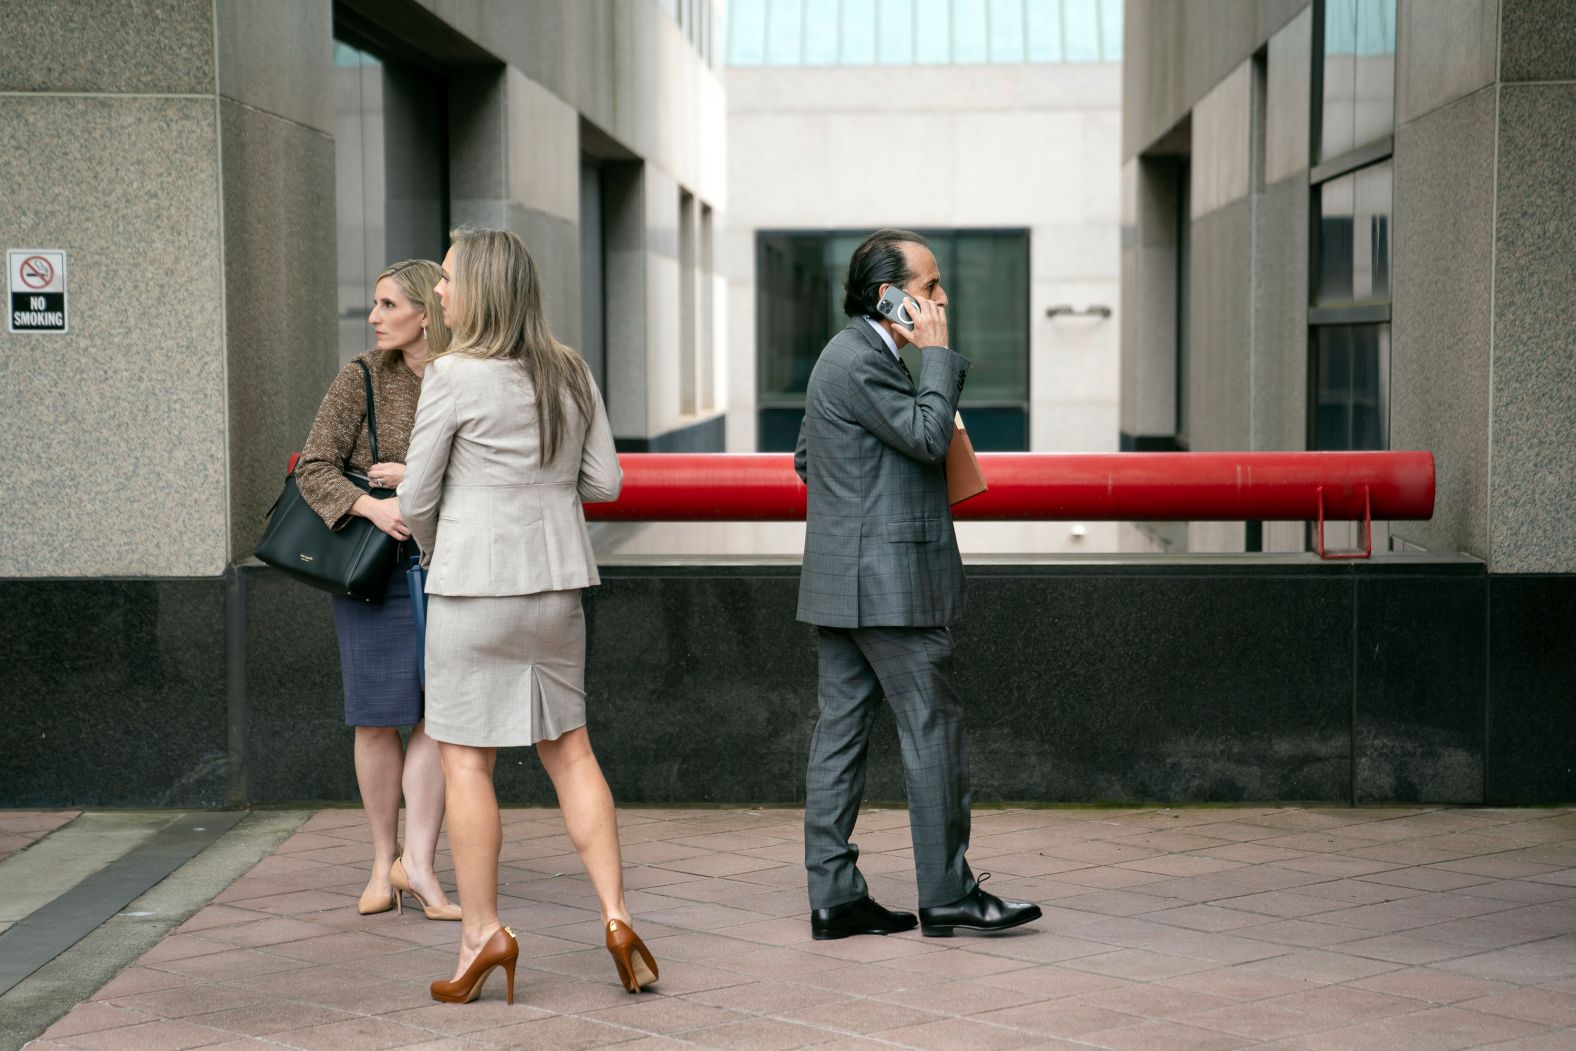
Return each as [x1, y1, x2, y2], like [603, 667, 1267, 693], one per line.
[584, 452, 1435, 523]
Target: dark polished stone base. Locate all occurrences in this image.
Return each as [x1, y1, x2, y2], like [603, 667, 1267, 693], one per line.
[0, 578, 229, 807]
[2, 559, 1573, 806]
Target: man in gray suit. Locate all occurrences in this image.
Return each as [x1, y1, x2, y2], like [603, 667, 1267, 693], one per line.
[794, 229, 1041, 939]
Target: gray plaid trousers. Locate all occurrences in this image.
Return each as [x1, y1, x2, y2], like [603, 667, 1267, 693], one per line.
[804, 625, 975, 909]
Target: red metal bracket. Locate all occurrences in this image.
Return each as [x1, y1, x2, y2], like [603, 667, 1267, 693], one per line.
[1315, 484, 1372, 560]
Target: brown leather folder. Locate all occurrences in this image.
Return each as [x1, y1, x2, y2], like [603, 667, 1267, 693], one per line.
[946, 412, 988, 506]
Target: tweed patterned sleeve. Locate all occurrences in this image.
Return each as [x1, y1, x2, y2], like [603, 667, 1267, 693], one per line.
[296, 362, 370, 531]
[845, 345, 969, 465]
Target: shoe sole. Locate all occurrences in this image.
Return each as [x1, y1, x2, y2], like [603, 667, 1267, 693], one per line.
[920, 911, 1042, 937]
[811, 925, 917, 941]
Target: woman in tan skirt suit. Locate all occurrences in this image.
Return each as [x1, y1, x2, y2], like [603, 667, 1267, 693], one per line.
[399, 227, 658, 1004]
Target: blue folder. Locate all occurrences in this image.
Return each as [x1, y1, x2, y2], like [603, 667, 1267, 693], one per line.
[407, 555, 428, 688]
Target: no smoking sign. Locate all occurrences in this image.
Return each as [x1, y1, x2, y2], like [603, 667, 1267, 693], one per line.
[8, 249, 68, 333]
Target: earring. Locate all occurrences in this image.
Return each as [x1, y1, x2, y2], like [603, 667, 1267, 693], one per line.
[421, 324, 428, 342]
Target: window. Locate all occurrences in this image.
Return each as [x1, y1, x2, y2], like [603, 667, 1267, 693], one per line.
[1313, 324, 1388, 451]
[333, 37, 449, 365]
[1308, 0, 1394, 454]
[1317, 0, 1395, 163]
[1314, 161, 1391, 306]
[755, 230, 1031, 451]
[727, 0, 1124, 66]
[679, 189, 698, 416]
[663, 0, 717, 66]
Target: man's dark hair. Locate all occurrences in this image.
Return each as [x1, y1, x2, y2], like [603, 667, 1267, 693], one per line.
[841, 229, 929, 318]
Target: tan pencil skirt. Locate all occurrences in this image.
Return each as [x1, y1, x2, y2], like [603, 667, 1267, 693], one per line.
[422, 589, 587, 748]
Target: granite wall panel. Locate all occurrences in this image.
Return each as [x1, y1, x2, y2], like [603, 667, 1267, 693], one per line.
[222, 101, 339, 564]
[508, 203, 582, 355]
[0, 96, 228, 578]
[1253, 175, 1309, 452]
[1390, 87, 1496, 562]
[1187, 198, 1254, 451]
[1500, 0, 1576, 82]
[217, 0, 334, 133]
[1192, 63, 1253, 220]
[0, 0, 214, 94]
[1265, 7, 1312, 184]
[1396, 0, 1500, 125]
[1489, 85, 1576, 573]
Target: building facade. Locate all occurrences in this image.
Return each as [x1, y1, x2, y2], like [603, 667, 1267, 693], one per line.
[599, 0, 1127, 559]
[0, 0, 727, 584]
[1120, 0, 1576, 568]
[0, 0, 726, 804]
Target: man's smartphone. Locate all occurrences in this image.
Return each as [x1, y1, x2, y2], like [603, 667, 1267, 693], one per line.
[874, 285, 916, 329]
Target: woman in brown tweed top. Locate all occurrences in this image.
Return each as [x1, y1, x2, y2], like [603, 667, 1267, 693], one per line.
[297, 259, 461, 922]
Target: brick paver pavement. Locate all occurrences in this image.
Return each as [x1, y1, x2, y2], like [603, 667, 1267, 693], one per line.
[24, 806, 1576, 1049]
[0, 811, 79, 864]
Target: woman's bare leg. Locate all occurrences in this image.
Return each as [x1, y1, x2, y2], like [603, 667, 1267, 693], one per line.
[535, 728, 631, 926]
[398, 721, 454, 907]
[354, 726, 404, 898]
[440, 742, 502, 979]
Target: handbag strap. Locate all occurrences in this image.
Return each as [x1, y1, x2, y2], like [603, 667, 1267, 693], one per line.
[354, 359, 381, 467]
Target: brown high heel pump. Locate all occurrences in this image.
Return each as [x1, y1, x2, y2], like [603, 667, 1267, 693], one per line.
[431, 926, 517, 1004]
[390, 857, 462, 921]
[605, 919, 659, 993]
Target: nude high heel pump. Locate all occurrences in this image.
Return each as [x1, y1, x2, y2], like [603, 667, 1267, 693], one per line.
[605, 919, 659, 993]
[430, 926, 517, 1004]
[390, 857, 462, 921]
[357, 844, 402, 915]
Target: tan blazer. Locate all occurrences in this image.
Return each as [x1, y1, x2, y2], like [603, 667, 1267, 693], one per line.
[398, 353, 622, 597]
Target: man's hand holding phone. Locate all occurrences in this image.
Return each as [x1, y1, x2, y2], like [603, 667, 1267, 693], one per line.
[876, 284, 948, 349]
[902, 293, 948, 350]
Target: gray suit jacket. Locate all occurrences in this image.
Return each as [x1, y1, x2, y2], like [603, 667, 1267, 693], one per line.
[398, 353, 621, 597]
[794, 318, 970, 628]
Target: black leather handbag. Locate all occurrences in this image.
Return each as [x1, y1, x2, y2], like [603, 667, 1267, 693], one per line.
[255, 360, 401, 602]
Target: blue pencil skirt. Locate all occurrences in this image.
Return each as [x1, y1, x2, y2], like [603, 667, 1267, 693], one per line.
[332, 566, 424, 728]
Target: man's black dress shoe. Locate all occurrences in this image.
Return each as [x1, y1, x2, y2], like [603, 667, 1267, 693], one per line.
[919, 875, 1042, 936]
[810, 895, 919, 940]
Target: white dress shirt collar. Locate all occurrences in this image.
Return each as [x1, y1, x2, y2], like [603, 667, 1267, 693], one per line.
[863, 315, 902, 361]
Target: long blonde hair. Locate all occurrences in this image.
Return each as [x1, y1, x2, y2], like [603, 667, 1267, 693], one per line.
[437, 227, 596, 463]
[375, 259, 450, 368]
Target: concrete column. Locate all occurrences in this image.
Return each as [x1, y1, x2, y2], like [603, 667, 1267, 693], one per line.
[1487, 0, 1576, 572]
[449, 66, 582, 347]
[217, 0, 337, 564]
[0, 0, 335, 576]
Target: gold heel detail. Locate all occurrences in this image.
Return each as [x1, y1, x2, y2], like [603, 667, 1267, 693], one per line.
[605, 919, 659, 993]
